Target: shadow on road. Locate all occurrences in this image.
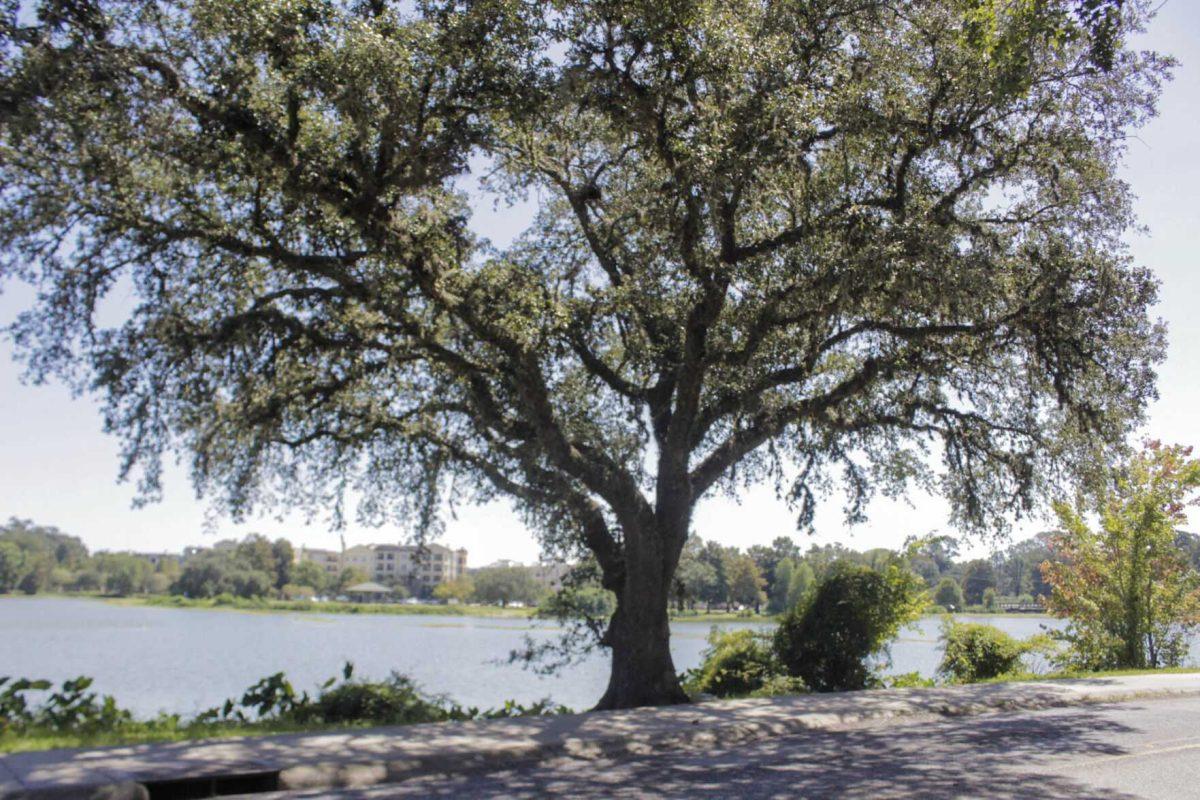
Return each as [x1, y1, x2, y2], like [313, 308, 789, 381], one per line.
[354, 704, 1144, 799]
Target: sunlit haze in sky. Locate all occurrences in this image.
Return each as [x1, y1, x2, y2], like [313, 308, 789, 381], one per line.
[2, 2, 1197, 565]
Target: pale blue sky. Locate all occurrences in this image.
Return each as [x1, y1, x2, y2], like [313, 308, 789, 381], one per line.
[2, 2, 1197, 564]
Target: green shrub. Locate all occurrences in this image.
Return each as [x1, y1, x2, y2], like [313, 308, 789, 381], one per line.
[303, 674, 450, 725]
[748, 674, 808, 698]
[0, 676, 131, 735]
[938, 620, 1027, 682]
[885, 671, 937, 689]
[774, 561, 926, 692]
[684, 628, 780, 697]
[202, 662, 571, 727]
[933, 577, 964, 610]
[2, 664, 571, 749]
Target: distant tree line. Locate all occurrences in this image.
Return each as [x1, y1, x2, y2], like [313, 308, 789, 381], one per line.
[6, 516, 1199, 617]
[0, 518, 172, 597]
[674, 530, 1200, 615]
[0, 518, 561, 606]
[0, 520, 318, 600]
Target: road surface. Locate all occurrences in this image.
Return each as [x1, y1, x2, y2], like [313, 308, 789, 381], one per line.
[254, 695, 1200, 799]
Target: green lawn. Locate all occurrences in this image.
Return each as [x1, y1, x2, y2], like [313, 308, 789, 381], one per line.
[103, 594, 538, 618]
[0, 719, 376, 754]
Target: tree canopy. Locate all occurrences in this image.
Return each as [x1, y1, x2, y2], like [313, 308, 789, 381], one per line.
[0, 0, 1170, 707]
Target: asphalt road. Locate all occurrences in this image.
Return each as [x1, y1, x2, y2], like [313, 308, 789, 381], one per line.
[248, 696, 1200, 799]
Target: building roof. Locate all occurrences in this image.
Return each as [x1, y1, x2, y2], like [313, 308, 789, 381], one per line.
[344, 581, 393, 594]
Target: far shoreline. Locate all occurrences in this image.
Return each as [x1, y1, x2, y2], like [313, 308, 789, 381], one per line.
[0, 593, 1055, 623]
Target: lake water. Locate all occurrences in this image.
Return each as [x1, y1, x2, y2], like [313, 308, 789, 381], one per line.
[0, 596, 1148, 716]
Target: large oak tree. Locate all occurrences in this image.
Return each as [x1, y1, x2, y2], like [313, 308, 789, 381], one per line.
[0, 0, 1168, 707]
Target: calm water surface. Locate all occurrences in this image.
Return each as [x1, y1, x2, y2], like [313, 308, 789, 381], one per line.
[0, 597, 1108, 715]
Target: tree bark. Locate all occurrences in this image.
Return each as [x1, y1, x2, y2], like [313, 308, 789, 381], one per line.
[594, 528, 689, 710]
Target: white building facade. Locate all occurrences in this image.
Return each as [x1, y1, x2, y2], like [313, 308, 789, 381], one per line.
[299, 542, 468, 594]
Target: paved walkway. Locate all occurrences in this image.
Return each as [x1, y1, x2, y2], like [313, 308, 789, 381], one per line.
[3, 673, 1199, 799]
[234, 694, 1200, 799]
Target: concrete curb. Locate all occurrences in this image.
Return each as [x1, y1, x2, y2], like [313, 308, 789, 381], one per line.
[4, 675, 1200, 799]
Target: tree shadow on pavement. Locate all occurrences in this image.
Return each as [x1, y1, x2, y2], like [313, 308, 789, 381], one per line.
[321, 703, 1146, 799]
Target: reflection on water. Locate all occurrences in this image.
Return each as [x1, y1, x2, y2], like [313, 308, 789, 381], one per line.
[0, 597, 1184, 715]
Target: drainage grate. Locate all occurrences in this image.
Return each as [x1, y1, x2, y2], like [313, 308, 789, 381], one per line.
[142, 770, 280, 799]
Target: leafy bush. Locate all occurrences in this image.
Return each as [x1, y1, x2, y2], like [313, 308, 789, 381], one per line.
[774, 561, 926, 692]
[885, 671, 937, 689]
[3, 664, 570, 748]
[938, 620, 1027, 683]
[747, 674, 808, 698]
[684, 628, 780, 698]
[0, 676, 131, 735]
[200, 662, 570, 727]
[301, 674, 451, 725]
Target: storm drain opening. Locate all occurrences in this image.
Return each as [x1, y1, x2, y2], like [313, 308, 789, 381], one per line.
[142, 770, 281, 799]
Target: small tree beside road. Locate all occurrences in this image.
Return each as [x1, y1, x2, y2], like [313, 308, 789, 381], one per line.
[1043, 442, 1200, 670]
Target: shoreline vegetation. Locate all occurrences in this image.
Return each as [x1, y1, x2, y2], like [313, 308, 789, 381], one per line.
[0, 592, 1048, 622]
[3, 665, 1196, 756]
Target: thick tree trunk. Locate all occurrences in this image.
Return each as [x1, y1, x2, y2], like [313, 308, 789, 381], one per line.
[594, 590, 688, 710]
[594, 528, 689, 710]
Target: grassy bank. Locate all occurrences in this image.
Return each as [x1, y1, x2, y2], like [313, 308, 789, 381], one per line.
[5, 666, 1196, 755]
[972, 665, 1200, 684]
[0, 719, 347, 754]
[9, 592, 768, 621]
[6, 594, 1052, 623]
[102, 594, 538, 618]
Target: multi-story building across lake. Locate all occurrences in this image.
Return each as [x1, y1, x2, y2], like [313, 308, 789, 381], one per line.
[296, 547, 342, 578]
[298, 542, 468, 595]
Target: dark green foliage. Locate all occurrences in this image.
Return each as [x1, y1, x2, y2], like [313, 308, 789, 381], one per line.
[0, 541, 21, 594]
[204, 661, 571, 726]
[938, 621, 1028, 683]
[995, 535, 1055, 598]
[982, 587, 999, 611]
[775, 562, 926, 692]
[673, 536, 718, 612]
[301, 674, 450, 726]
[172, 550, 274, 599]
[471, 566, 545, 607]
[271, 539, 294, 591]
[933, 577, 965, 609]
[961, 560, 999, 605]
[683, 629, 780, 698]
[537, 585, 615, 620]
[291, 560, 329, 594]
[91, 553, 154, 596]
[0, 519, 90, 594]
